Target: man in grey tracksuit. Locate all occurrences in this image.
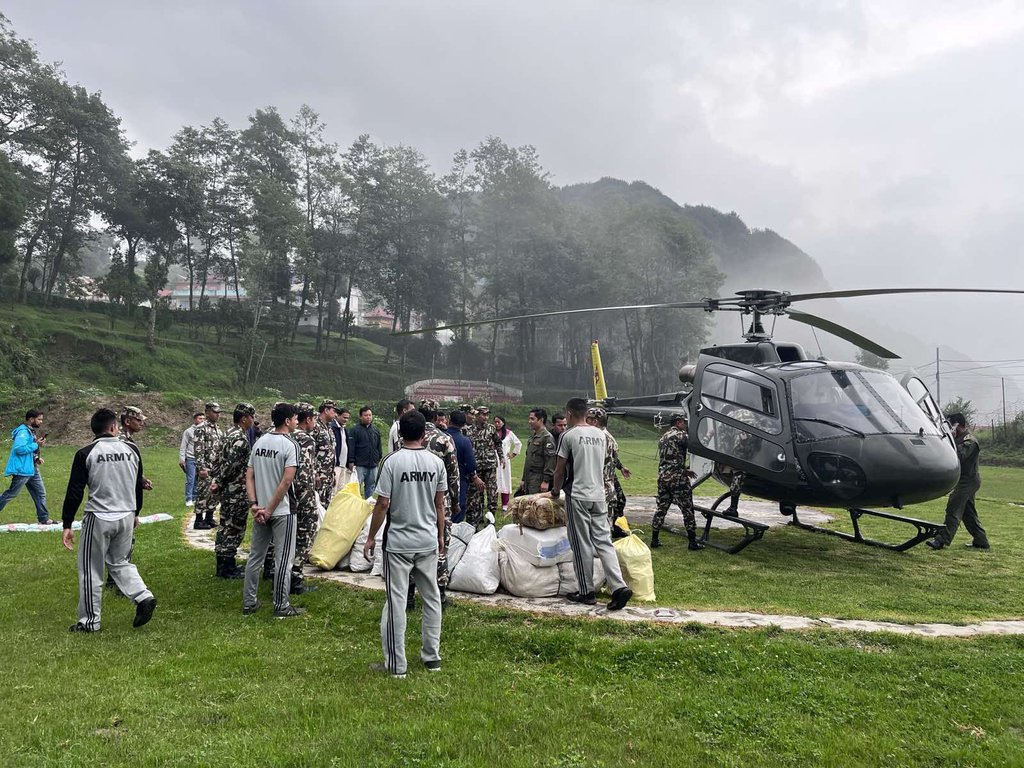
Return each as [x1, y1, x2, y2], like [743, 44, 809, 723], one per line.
[364, 410, 447, 678]
[62, 408, 157, 633]
[243, 402, 303, 618]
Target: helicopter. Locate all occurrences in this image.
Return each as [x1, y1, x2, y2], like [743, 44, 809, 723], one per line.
[399, 287, 1024, 553]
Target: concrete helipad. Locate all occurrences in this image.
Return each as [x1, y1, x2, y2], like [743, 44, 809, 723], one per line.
[183, 498, 1024, 638]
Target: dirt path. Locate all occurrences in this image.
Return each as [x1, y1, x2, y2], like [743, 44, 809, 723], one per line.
[181, 498, 1024, 638]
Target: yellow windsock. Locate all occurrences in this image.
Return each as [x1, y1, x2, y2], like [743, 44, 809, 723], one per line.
[591, 340, 608, 401]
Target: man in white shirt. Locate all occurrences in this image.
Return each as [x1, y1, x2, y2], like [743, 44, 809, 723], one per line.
[178, 412, 204, 507]
[552, 397, 632, 611]
[243, 403, 303, 618]
[364, 410, 446, 678]
[387, 399, 415, 454]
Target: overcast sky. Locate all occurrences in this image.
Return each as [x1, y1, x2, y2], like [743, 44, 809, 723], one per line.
[7, 0, 1024, 414]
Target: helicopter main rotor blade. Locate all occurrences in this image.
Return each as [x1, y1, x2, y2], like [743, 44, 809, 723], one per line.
[784, 287, 1024, 304]
[392, 300, 712, 336]
[786, 308, 901, 359]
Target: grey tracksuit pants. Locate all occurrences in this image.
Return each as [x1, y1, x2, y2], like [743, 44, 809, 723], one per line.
[77, 513, 153, 630]
[243, 514, 297, 612]
[381, 549, 441, 675]
[565, 496, 627, 596]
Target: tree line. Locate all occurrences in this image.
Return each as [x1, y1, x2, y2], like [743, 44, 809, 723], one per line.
[0, 14, 722, 392]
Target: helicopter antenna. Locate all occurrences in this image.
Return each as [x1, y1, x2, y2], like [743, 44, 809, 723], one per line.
[810, 327, 824, 358]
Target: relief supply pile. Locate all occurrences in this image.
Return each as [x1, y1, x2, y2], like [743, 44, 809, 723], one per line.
[497, 493, 605, 598]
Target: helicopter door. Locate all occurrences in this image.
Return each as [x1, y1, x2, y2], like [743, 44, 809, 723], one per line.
[901, 375, 955, 444]
[690, 361, 800, 486]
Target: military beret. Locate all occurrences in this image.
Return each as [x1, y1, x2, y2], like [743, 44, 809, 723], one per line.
[234, 402, 256, 417]
[205, 402, 222, 412]
[121, 405, 146, 421]
[318, 399, 337, 412]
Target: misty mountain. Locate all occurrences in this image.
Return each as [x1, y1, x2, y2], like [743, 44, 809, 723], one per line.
[557, 177, 1020, 417]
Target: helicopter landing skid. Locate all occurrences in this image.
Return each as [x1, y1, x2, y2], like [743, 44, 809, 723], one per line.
[689, 491, 769, 554]
[788, 507, 943, 552]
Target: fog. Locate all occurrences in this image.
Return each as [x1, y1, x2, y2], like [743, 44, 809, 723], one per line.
[6, 0, 1023, 416]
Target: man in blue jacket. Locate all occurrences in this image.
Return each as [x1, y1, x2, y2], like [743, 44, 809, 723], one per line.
[445, 410, 482, 523]
[0, 409, 55, 524]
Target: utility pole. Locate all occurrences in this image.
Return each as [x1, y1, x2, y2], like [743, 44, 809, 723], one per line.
[1003, 377, 1007, 437]
[935, 347, 941, 408]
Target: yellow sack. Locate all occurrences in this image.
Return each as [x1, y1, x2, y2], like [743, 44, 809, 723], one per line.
[613, 532, 655, 601]
[308, 486, 374, 570]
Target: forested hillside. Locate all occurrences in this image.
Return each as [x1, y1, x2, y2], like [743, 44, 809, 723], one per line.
[1, 13, 832, 399]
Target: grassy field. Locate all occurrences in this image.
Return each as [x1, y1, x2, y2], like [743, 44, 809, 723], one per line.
[2, 446, 1024, 766]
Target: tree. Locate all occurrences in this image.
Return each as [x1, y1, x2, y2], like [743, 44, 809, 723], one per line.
[0, 150, 25, 267]
[943, 396, 976, 426]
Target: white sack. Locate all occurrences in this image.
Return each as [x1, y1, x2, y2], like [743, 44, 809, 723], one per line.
[496, 524, 573, 567]
[447, 524, 500, 595]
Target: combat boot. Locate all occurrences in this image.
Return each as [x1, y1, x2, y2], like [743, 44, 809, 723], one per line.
[687, 532, 703, 551]
[204, 510, 217, 528]
[193, 514, 210, 530]
[290, 572, 318, 595]
[216, 555, 243, 579]
[650, 529, 661, 549]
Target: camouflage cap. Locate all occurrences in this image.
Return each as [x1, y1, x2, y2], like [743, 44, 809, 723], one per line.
[459, 403, 473, 412]
[587, 406, 607, 421]
[476, 405, 490, 414]
[121, 405, 146, 421]
[205, 401, 222, 412]
[319, 399, 337, 412]
[418, 399, 439, 411]
[670, 411, 687, 422]
[295, 401, 316, 416]
[234, 402, 256, 417]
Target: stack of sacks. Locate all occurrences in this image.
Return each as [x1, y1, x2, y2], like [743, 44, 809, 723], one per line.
[498, 494, 605, 598]
[308, 481, 374, 570]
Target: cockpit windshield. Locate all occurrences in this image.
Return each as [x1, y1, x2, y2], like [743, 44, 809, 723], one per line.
[790, 369, 942, 441]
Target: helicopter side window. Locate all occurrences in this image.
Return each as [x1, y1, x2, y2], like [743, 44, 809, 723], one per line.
[700, 367, 782, 435]
[696, 417, 787, 473]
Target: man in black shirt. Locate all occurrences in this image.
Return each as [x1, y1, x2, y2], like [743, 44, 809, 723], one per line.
[347, 406, 382, 498]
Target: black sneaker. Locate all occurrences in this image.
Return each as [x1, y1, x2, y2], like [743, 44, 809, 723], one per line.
[925, 538, 945, 550]
[242, 600, 262, 616]
[69, 622, 98, 633]
[965, 541, 991, 550]
[607, 587, 633, 611]
[424, 660, 442, 672]
[133, 597, 157, 628]
[566, 591, 597, 606]
[273, 605, 307, 619]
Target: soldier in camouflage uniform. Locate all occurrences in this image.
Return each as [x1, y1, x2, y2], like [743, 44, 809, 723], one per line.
[466, 406, 503, 526]
[405, 400, 460, 609]
[651, 413, 701, 551]
[290, 403, 321, 594]
[520, 407, 556, 494]
[313, 399, 338, 509]
[192, 402, 225, 530]
[586, 407, 631, 531]
[211, 403, 256, 579]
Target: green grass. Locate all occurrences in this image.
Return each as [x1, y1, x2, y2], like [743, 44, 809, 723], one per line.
[3, 446, 1024, 765]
